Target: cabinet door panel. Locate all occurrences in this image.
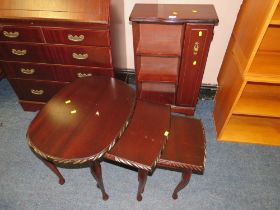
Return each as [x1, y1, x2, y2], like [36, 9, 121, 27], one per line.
[176, 24, 214, 106]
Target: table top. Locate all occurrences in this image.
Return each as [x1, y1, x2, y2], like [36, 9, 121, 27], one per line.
[105, 100, 170, 172]
[130, 4, 219, 25]
[27, 76, 136, 164]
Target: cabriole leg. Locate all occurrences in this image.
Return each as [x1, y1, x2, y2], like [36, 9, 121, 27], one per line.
[90, 161, 109, 201]
[42, 158, 65, 185]
[172, 168, 192, 199]
[137, 169, 148, 201]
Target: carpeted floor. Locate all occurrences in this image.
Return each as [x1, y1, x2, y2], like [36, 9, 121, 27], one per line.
[0, 78, 279, 210]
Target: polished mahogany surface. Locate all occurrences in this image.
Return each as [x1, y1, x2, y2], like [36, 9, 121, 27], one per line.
[105, 100, 170, 171]
[158, 116, 205, 174]
[0, 0, 113, 111]
[130, 4, 218, 115]
[27, 77, 136, 163]
[130, 4, 219, 24]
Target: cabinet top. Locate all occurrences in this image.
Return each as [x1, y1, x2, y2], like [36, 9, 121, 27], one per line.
[0, 0, 110, 25]
[130, 4, 219, 25]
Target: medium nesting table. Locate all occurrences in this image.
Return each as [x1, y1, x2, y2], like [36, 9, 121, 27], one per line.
[27, 76, 136, 200]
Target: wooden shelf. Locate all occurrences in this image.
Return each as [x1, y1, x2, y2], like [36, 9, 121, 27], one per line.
[270, 5, 280, 25]
[258, 26, 280, 51]
[137, 56, 179, 83]
[233, 83, 280, 117]
[219, 115, 280, 146]
[246, 52, 280, 83]
[136, 23, 183, 56]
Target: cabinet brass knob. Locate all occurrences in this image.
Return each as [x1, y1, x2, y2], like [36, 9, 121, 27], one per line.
[199, 31, 203, 37]
[193, 42, 199, 55]
[12, 49, 27, 56]
[77, 72, 92, 78]
[31, 89, 44, 95]
[3, 31, 19, 38]
[193, 61, 197, 66]
[20, 68, 35, 75]
[68, 34, 85, 42]
[72, 53, 88, 60]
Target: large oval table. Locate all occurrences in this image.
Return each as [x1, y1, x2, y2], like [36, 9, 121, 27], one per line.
[27, 76, 136, 200]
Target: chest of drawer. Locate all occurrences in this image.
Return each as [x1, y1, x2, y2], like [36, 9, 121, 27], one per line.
[0, 42, 45, 62]
[46, 45, 112, 67]
[43, 28, 110, 46]
[9, 78, 67, 102]
[1, 61, 58, 81]
[0, 26, 44, 43]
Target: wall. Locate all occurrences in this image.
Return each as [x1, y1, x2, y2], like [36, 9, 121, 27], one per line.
[111, 0, 243, 84]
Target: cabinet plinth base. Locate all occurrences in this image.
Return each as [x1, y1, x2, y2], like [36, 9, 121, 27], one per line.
[171, 105, 195, 116]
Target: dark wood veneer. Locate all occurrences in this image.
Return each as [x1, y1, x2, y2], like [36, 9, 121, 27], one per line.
[0, 0, 113, 111]
[130, 4, 218, 115]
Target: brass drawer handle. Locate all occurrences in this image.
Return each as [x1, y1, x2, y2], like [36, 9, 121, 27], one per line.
[193, 42, 199, 55]
[72, 53, 88, 60]
[20, 68, 35, 75]
[12, 49, 27, 56]
[77, 72, 92, 78]
[31, 89, 44, 95]
[3, 31, 19, 38]
[68, 34, 85, 42]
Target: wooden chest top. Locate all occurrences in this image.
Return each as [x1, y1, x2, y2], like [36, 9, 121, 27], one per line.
[0, 0, 110, 25]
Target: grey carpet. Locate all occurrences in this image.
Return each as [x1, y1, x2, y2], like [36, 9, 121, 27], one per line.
[0, 78, 279, 210]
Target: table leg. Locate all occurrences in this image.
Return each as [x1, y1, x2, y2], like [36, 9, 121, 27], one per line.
[90, 161, 109, 201]
[137, 169, 148, 201]
[41, 158, 65, 185]
[172, 168, 192, 199]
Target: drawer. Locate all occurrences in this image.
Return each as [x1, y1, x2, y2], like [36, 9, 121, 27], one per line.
[0, 26, 44, 43]
[139, 82, 176, 104]
[43, 28, 110, 46]
[9, 78, 67, 102]
[55, 65, 113, 82]
[137, 56, 179, 83]
[1, 61, 58, 81]
[45, 45, 112, 67]
[0, 42, 46, 63]
[135, 23, 183, 56]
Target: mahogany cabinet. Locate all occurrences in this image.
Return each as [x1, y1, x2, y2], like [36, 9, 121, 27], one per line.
[130, 4, 218, 115]
[0, 0, 113, 111]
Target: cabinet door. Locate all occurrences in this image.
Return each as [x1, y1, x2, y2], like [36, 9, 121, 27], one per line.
[176, 24, 214, 106]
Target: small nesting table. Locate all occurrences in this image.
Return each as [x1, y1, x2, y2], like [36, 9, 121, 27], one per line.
[27, 76, 136, 200]
[27, 76, 206, 201]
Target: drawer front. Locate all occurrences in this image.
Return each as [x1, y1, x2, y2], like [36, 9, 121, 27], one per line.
[46, 45, 112, 67]
[0, 26, 44, 43]
[1, 61, 58, 81]
[43, 28, 110, 46]
[176, 24, 214, 106]
[0, 42, 46, 62]
[9, 78, 67, 102]
[55, 65, 113, 82]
